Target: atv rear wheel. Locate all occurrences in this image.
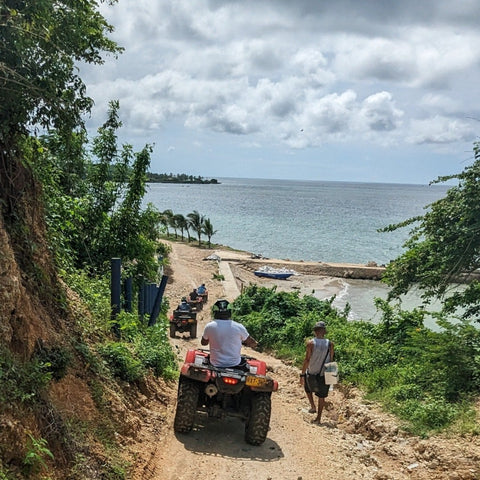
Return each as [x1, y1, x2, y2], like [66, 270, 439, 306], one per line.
[169, 323, 176, 338]
[190, 322, 197, 338]
[245, 392, 271, 445]
[174, 378, 199, 433]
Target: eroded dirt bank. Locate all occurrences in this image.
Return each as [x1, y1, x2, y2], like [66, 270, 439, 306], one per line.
[127, 241, 480, 480]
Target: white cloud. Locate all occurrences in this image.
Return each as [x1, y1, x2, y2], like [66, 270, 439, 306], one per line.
[83, 0, 480, 182]
[407, 116, 474, 145]
[360, 91, 403, 132]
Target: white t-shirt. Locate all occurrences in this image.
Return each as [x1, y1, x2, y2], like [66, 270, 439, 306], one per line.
[202, 319, 249, 367]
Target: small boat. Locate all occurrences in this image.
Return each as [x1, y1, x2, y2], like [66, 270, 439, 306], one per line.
[254, 266, 296, 280]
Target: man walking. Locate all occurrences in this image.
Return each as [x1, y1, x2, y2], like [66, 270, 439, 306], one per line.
[300, 321, 334, 424]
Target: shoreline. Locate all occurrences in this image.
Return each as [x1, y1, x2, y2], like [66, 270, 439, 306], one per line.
[211, 246, 386, 281]
[203, 244, 386, 307]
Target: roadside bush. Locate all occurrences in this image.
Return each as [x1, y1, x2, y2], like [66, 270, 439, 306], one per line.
[233, 285, 347, 355]
[99, 312, 177, 382]
[63, 269, 111, 333]
[233, 286, 480, 435]
[136, 323, 177, 379]
[34, 344, 72, 381]
[397, 397, 457, 434]
[99, 342, 143, 382]
[0, 346, 52, 406]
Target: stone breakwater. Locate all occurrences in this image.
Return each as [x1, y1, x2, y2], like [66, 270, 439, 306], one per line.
[224, 258, 385, 281]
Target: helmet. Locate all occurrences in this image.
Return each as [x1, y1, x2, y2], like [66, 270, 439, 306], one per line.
[212, 299, 231, 319]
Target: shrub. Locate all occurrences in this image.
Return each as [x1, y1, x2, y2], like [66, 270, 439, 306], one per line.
[136, 323, 177, 379]
[22, 434, 54, 477]
[34, 343, 72, 381]
[99, 343, 143, 382]
[397, 397, 457, 434]
[0, 346, 52, 405]
[232, 286, 480, 435]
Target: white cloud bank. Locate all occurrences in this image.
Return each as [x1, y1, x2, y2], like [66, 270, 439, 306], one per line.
[81, 0, 480, 182]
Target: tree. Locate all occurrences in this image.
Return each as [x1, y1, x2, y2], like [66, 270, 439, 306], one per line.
[159, 209, 173, 236]
[172, 214, 188, 241]
[187, 210, 205, 245]
[169, 214, 179, 239]
[39, 101, 159, 278]
[171, 213, 186, 240]
[0, 0, 121, 267]
[202, 218, 217, 248]
[0, 0, 121, 157]
[381, 141, 480, 321]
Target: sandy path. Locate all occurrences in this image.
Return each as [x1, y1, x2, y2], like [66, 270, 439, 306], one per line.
[129, 240, 480, 480]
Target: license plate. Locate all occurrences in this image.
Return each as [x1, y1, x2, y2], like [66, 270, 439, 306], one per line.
[246, 376, 269, 387]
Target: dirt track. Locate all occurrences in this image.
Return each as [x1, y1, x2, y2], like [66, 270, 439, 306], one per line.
[128, 241, 480, 480]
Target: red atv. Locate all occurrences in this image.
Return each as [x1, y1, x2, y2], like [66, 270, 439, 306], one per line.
[169, 309, 197, 338]
[173, 349, 278, 445]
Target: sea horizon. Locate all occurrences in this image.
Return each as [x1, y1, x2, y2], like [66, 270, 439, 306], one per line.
[145, 176, 449, 266]
[144, 177, 450, 323]
[211, 175, 448, 187]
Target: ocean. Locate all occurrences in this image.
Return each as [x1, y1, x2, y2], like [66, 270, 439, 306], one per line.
[143, 178, 450, 322]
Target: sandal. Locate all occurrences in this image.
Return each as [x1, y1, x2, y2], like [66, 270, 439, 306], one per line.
[308, 408, 316, 413]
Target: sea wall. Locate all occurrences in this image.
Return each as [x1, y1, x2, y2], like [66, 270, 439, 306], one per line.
[235, 260, 386, 281]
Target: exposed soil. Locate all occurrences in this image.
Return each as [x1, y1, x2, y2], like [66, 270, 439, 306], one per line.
[127, 240, 480, 480]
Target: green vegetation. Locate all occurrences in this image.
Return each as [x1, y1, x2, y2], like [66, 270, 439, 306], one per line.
[23, 435, 54, 477]
[0, 2, 179, 477]
[0, 345, 53, 405]
[233, 285, 480, 436]
[37, 100, 162, 280]
[381, 141, 480, 322]
[147, 172, 219, 184]
[99, 312, 177, 382]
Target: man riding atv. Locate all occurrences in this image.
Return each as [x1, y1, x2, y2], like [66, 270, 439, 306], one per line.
[174, 299, 277, 445]
[201, 299, 258, 367]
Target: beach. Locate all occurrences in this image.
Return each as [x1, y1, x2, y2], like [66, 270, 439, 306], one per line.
[163, 239, 384, 310]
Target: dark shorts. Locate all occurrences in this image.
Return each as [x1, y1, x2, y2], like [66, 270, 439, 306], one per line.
[304, 373, 330, 398]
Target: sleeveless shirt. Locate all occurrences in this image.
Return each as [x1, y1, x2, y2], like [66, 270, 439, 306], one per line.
[307, 337, 331, 375]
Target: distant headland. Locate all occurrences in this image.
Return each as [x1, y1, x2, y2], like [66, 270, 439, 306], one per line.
[147, 172, 220, 184]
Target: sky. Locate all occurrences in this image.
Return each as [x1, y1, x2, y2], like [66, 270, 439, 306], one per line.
[80, 0, 480, 184]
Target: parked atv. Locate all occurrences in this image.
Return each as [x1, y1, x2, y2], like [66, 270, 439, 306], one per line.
[169, 310, 197, 338]
[173, 348, 278, 445]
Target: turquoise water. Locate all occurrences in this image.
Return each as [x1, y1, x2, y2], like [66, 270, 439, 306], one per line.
[144, 178, 448, 265]
[144, 177, 450, 322]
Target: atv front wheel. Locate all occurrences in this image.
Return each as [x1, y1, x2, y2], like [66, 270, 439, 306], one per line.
[173, 378, 199, 433]
[245, 392, 271, 445]
[169, 323, 176, 338]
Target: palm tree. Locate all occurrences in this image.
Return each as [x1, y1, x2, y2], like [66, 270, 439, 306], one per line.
[160, 209, 173, 237]
[173, 213, 188, 241]
[187, 210, 205, 245]
[202, 218, 217, 248]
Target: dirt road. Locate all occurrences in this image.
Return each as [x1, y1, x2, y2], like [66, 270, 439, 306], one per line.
[128, 241, 479, 480]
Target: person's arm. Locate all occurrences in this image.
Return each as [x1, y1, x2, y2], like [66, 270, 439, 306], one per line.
[243, 335, 258, 349]
[300, 340, 313, 383]
[201, 325, 209, 346]
[329, 340, 334, 362]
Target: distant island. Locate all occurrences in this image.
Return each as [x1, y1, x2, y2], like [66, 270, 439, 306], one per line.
[147, 172, 220, 184]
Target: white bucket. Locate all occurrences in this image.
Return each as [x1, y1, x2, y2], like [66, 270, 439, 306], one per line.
[324, 362, 338, 385]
